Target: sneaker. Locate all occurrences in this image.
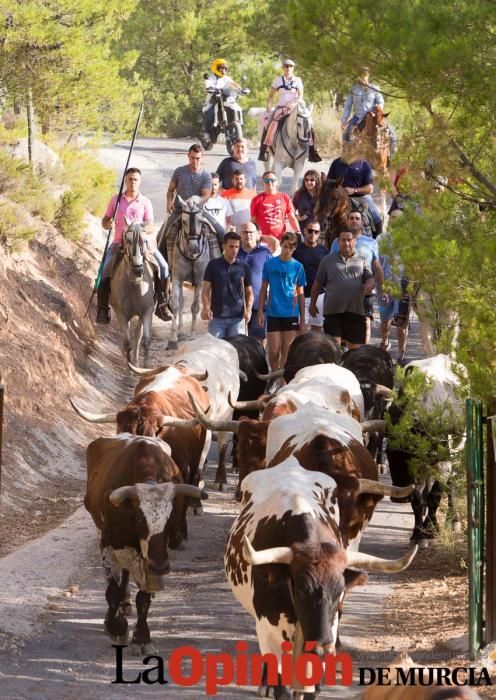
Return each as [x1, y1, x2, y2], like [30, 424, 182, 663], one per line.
[380, 341, 392, 352]
[96, 308, 110, 324]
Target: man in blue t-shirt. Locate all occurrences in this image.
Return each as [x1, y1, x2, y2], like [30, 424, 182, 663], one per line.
[237, 222, 272, 345]
[293, 220, 328, 332]
[201, 232, 254, 339]
[258, 232, 306, 377]
[327, 156, 382, 235]
[330, 211, 384, 343]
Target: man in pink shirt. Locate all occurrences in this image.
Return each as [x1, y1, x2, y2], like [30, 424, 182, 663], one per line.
[97, 167, 170, 324]
[250, 171, 300, 253]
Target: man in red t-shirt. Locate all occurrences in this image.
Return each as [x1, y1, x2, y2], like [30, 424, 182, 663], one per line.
[250, 171, 300, 253]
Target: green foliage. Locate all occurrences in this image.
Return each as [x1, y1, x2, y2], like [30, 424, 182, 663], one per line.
[117, 0, 273, 137]
[386, 367, 466, 482]
[0, 199, 36, 248]
[53, 190, 85, 242]
[58, 147, 114, 216]
[0, 150, 54, 221]
[1, 0, 141, 134]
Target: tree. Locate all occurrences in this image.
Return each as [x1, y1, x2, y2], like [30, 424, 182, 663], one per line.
[0, 0, 141, 133]
[117, 0, 272, 136]
[251, 0, 496, 398]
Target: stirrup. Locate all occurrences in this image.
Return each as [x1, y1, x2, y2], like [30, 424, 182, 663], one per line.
[155, 302, 174, 322]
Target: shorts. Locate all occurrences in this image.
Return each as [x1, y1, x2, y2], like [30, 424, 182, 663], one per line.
[248, 312, 266, 339]
[305, 294, 324, 327]
[324, 312, 366, 344]
[379, 298, 396, 323]
[267, 316, 299, 332]
[364, 294, 375, 319]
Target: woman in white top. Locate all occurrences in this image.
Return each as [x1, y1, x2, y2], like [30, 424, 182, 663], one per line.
[259, 60, 321, 162]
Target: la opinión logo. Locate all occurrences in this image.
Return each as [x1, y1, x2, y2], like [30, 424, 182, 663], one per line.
[112, 641, 353, 695]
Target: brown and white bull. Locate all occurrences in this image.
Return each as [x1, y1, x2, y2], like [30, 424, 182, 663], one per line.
[71, 364, 210, 539]
[170, 334, 241, 489]
[85, 434, 207, 654]
[225, 458, 417, 700]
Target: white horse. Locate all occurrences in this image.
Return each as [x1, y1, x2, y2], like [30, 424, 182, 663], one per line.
[265, 103, 312, 193]
[158, 196, 221, 350]
[110, 222, 155, 367]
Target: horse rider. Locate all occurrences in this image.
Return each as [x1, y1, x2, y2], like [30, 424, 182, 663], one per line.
[341, 66, 384, 143]
[97, 167, 172, 324]
[258, 59, 321, 163]
[161, 143, 213, 258]
[201, 58, 242, 147]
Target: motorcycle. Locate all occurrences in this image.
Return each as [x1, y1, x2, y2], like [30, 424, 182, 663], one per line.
[200, 84, 250, 155]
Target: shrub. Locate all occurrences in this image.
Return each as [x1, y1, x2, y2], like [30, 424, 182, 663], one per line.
[57, 146, 115, 216]
[0, 199, 36, 248]
[53, 190, 86, 241]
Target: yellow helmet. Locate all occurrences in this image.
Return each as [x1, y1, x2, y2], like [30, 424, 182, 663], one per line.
[211, 58, 228, 77]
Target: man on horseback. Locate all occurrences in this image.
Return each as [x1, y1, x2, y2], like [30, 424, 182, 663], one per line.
[341, 66, 384, 143]
[258, 59, 321, 163]
[97, 168, 172, 324]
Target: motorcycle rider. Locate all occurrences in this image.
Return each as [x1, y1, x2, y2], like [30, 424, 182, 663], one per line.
[258, 59, 321, 163]
[202, 58, 243, 146]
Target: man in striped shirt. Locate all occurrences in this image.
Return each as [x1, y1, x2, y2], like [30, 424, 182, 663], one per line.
[166, 143, 212, 215]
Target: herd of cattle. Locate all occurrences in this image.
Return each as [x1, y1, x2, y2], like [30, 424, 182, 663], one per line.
[70, 332, 466, 699]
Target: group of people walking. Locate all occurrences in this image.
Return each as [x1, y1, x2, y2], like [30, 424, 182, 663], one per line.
[96, 61, 410, 372]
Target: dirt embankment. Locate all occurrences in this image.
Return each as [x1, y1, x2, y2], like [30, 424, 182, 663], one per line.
[0, 217, 129, 555]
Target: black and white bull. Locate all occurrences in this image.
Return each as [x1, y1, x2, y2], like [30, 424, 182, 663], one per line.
[225, 458, 417, 700]
[226, 334, 269, 472]
[340, 346, 395, 464]
[257, 332, 342, 385]
[85, 434, 207, 653]
[386, 354, 466, 548]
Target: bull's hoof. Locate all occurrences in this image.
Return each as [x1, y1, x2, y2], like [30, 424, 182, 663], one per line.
[167, 340, 179, 350]
[129, 641, 157, 656]
[217, 482, 224, 492]
[390, 495, 410, 504]
[119, 601, 132, 617]
[177, 332, 188, 342]
[104, 620, 129, 644]
[417, 538, 429, 550]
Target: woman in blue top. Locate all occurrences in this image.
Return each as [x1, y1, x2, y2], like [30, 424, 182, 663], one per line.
[257, 231, 306, 380]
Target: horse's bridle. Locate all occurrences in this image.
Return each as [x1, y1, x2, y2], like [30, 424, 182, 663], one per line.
[123, 226, 145, 281]
[176, 212, 208, 262]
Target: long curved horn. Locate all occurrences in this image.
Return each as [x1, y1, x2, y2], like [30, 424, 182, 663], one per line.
[188, 391, 240, 433]
[375, 384, 394, 398]
[128, 362, 153, 376]
[228, 391, 266, 412]
[189, 370, 208, 381]
[157, 415, 200, 429]
[70, 399, 117, 424]
[173, 483, 209, 500]
[243, 535, 294, 566]
[109, 485, 138, 505]
[361, 420, 386, 433]
[357, 479, 415, 499]
[239, 370, 248, 383]
[255, 368, 285, 381]
[347, 545, 418, 573]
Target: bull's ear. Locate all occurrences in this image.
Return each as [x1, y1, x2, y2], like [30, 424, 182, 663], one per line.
[344, 569, 368, 590]
[384, 112, 391, 118]
[336, 176, 344, 188]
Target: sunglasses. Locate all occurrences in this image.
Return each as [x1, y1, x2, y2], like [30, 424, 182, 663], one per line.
[307, 228, 320, 233]
[263, 178, 277, 183]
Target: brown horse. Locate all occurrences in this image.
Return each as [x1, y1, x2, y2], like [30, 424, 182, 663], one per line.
[352, 106, 391, 175]
[314, 177, 351, 247]
[314, 177, 376, 246]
